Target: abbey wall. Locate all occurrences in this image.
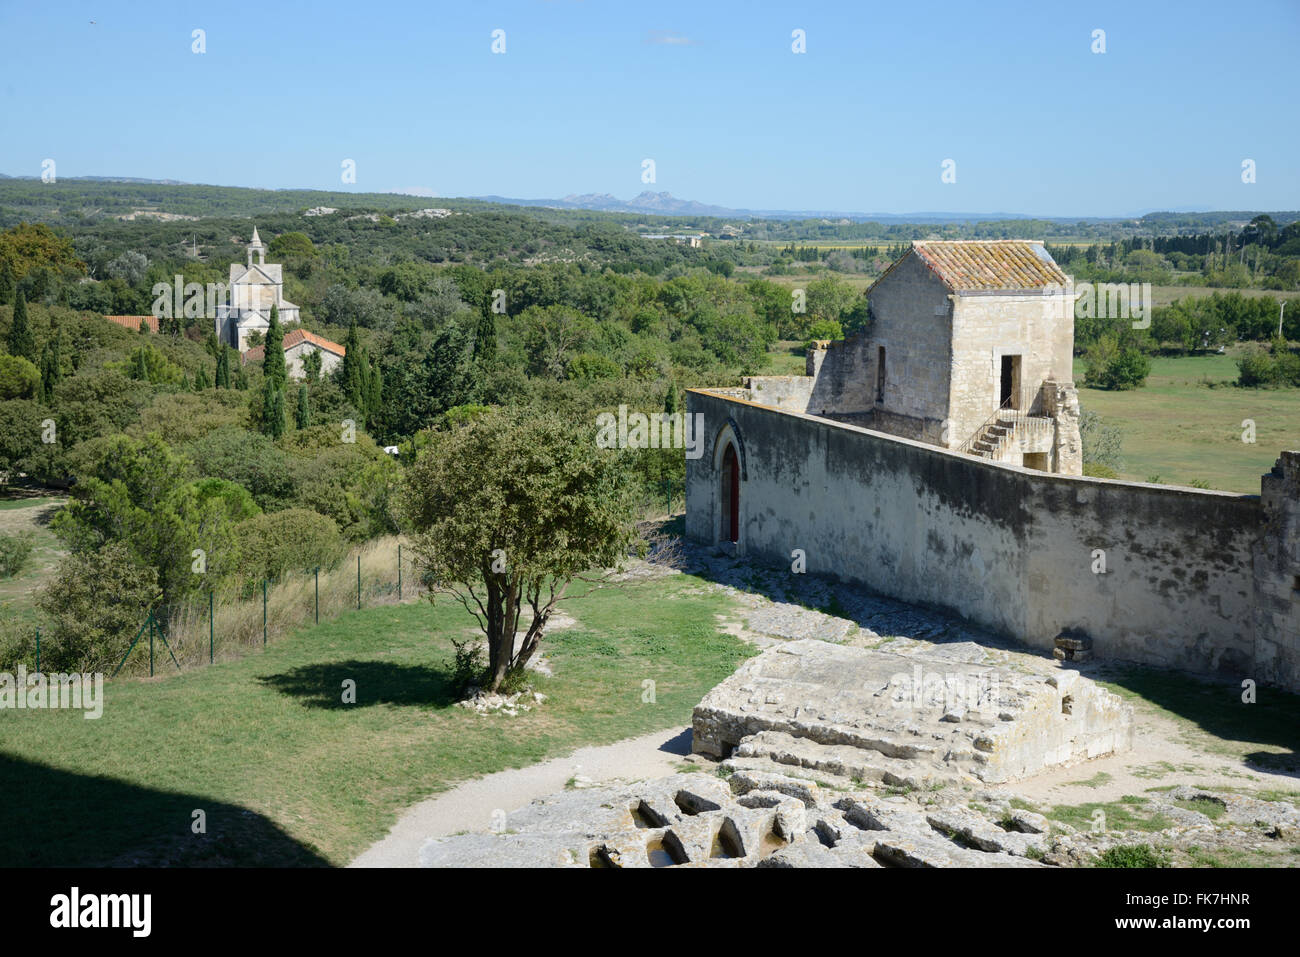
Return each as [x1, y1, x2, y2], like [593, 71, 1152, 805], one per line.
[685, 388, 1300, 691]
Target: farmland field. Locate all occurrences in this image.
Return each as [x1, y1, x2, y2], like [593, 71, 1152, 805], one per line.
[1072, 350, 1300, 492]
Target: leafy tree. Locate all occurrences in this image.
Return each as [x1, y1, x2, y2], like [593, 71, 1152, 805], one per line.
[401, 410, 640, 692]
[193, 363, 212, 390]
[0, 222, 85, 282]
[267, 231, 317, 261]
[186, 426, 294, 509]
[1083, 335, 1151, 390]
[51, 434, 206, 610]
[0, 398, 49, 487]
[301, 348, 322, 382]
[0, 354, 40, 400]
[7, 289, 35, 361]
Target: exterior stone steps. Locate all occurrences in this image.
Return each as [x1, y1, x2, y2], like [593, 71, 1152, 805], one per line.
[729, 729, 973, 791]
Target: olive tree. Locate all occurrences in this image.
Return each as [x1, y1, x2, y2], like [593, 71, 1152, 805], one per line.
[401, 409, 639, 693]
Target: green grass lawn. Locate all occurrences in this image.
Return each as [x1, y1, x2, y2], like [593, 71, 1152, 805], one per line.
[0, 572, 750, 867]
[1073, 350, 1300, 492]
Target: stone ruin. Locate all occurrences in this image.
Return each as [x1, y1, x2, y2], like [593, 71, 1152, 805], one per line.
[693, 639, 1133, 786]
[420, 640, 1143, 868]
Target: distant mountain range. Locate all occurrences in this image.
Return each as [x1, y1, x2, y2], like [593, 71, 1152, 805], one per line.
[473, 190, 1129, 223]
[1, 175, 1289, 226]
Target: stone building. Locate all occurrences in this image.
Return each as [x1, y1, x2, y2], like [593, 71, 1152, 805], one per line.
[241, 328, 345, 380]
[754, 240, 1082, 474]
[683, 238, 1300, 690]
[214, 227, 301, 351]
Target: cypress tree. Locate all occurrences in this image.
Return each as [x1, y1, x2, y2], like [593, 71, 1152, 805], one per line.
[263, 305, 286, 389]
[8, 289, 35, 361]
[295, 384, 311, 430]
[262, 378, 285, 439]
[474, 311, 497, 361]
[194, 363, 211, 390]
[0, 256, 14, 306]
[39, 336, 61, 402]
[342, 320, 363, 407]
[664, 380, 679, 415]
[365, 358, 383, 430]
[134, 347, 149, 381]
[215, 346, 230, 389]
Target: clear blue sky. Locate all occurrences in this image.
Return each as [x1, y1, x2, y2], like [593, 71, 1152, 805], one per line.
[2, 0, 1297, 216]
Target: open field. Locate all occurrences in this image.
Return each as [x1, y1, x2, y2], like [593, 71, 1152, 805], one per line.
[740, 268, 1300, 306]
[1072, 351, 1300, 492]
[0, 497, 65, 627]
[0, 570, 750, 866]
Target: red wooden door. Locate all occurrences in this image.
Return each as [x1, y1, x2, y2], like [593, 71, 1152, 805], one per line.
[728, 444, 738, 540]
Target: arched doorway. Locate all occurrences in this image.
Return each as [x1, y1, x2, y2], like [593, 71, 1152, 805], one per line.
[720, 444, 739, 543]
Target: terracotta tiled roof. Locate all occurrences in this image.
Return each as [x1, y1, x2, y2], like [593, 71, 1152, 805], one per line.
[241, 328, 345, 364]
[875, 240, 1069, 294]
[103, 314, 159, 333]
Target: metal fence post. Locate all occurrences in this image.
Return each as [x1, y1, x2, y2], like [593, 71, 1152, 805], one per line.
[35, 628, 40, 673]
[209, 591, 214, 665]
[149, 611, 155, 678]
[357, 555, 361, 610]
[263, 579, 267, 646]
[315, 567, 320, 623]
[398, 544, 402, 601]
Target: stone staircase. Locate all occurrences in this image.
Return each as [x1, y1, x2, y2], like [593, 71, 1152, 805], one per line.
[967, 411, 1054, 462]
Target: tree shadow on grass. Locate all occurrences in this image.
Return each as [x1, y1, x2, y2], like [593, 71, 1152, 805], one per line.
[257, 659, 457, 710]
[0, 752, 330, 867]
[1102, 667, 1300, 779]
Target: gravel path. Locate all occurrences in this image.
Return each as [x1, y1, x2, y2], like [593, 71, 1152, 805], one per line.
[349, 726, 693, 867]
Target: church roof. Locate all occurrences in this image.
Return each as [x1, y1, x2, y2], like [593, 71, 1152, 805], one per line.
[874, 240, 1069, 294]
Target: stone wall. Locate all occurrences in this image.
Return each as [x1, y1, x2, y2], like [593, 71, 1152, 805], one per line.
[686, 388, 1299, 691]
[741, 375, 815, 411]
[808, 254, 951, 428]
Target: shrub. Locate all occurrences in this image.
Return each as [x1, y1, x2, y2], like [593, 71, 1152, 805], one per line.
[1079, 409, 1124, 472]
[448, 635, 486, 698]
[1236, 347, 1276, 386]
[1094, 843, 1170, 868]
[0, 530, 34, 578]
[235, 508, 344, 582]
[1236, 339, 1300, 388]
[35, 543, 159, 673]
[1082, 463, 1118, 479]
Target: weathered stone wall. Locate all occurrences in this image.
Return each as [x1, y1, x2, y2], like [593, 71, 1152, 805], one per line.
[742, 375, 815, 411]
[686, 389, 1297, 690]
[1252, 452, 1300, 689]
[808, 254, 950, 429]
